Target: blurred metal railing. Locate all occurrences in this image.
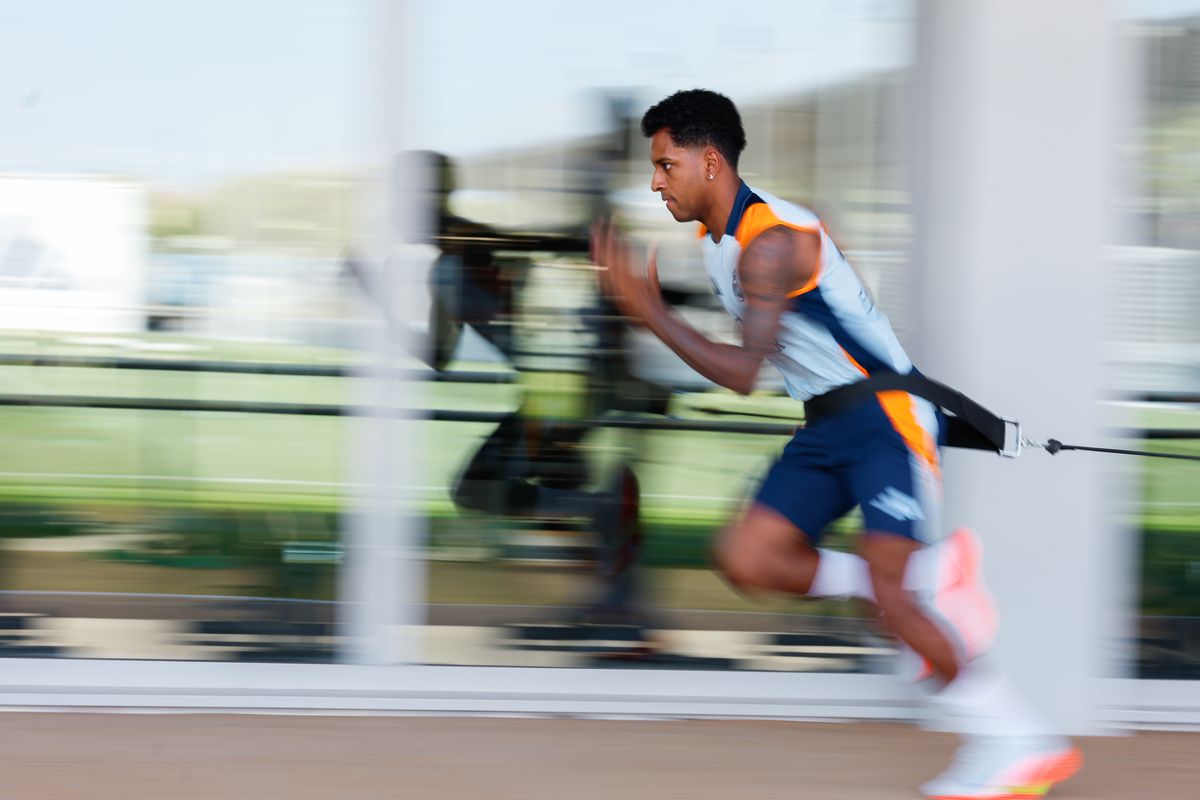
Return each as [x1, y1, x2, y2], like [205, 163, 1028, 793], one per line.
[0, 354, 513, 383]
[0, 355, 1197, 438]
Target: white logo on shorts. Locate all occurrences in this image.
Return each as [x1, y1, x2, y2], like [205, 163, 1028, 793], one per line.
[869, 487, 925, 522]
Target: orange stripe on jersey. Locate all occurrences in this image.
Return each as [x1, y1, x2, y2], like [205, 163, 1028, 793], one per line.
[734, 203, 820, 249]
[838, 346, 869, 377]
[734, 204, 822, 297]
[835, 347, 939, 474]
[877, 390, 941, 476]
[696, 224, 708, 239]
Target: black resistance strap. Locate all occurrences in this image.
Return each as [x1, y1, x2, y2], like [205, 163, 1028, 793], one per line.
[804, 372, 1200, 463]
[803, 371, 1010, 454]
[1040, 439, 1200, 462]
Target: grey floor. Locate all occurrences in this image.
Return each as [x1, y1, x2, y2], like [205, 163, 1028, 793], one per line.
[0, 713, 1194, 800]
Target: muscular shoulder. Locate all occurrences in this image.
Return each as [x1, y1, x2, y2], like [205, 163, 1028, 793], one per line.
[738, 225, 818, 300]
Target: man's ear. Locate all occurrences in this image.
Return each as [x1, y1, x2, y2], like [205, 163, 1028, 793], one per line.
[703, 148, 722, 180]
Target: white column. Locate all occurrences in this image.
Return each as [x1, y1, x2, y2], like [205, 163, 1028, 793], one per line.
[911, 0, 1132, 734]
[339, 0, 427, 665]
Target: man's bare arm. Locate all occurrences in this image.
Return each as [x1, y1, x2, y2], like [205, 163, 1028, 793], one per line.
[737, 225, 817, 366]
[640, 226, 816, 395]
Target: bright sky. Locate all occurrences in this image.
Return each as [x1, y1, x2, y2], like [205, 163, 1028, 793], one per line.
[0, 0, 375, 187]
[0, 0, 1197, 188]
[410, 0, 914, 155]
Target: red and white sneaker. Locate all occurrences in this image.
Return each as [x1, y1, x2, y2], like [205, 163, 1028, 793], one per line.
[921, 734, 1083, 799]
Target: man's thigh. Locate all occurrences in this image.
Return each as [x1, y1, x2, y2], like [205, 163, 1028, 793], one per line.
[851, 436, 943, 545]
[752, 443, 855, 547]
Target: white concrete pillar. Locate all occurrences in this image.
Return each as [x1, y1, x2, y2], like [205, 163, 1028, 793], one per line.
[339, 0, 428, 665]
[911, 1, 1131, 733]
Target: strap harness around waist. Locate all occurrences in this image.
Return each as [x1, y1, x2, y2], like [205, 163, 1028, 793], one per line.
[802, 372, 1021, 458]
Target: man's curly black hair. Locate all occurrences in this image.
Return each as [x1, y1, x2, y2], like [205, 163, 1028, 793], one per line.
[640, 89, 747, 168]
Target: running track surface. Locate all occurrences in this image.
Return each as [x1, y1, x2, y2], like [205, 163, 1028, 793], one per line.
[0, 713, 1194, 799]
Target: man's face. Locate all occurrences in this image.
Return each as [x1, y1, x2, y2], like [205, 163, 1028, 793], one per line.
[649, 129, 709, 223]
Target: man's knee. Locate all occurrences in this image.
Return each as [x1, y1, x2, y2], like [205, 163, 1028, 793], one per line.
[860, 531, 919, 587]
[711, 511, 817, 592]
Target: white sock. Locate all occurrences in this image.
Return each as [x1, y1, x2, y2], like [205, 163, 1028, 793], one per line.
[930, 660, 1054, 738]
[809, 549, 875, 600]
[808, 544, 946, 602]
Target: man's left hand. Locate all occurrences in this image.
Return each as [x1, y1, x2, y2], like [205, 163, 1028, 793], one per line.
[591, 218, 663, 327]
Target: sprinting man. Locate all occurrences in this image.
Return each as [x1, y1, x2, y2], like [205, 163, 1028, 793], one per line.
[591, 89, 1081, 800]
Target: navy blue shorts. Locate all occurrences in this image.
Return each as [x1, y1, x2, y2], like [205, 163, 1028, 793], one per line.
[755, 394, 943, 545]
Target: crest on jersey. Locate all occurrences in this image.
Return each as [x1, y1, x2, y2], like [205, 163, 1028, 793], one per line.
[731, 268, 745, 301]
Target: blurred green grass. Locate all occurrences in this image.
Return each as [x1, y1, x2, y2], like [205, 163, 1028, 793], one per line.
[2, 361, 1196, 520]
[0, 342, 1197, 611]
